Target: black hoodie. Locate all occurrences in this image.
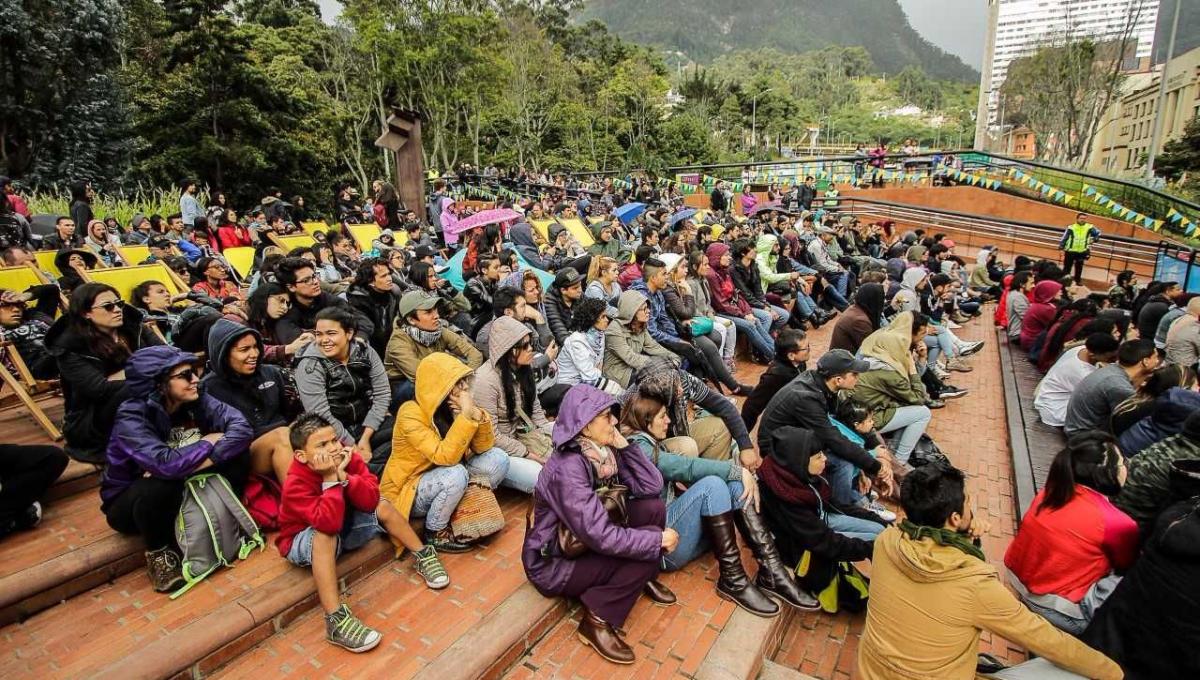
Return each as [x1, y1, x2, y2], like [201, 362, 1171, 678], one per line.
[202, 318, 292, 438]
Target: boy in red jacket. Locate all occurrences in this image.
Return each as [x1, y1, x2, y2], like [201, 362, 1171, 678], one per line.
[277, 413, 449, 653]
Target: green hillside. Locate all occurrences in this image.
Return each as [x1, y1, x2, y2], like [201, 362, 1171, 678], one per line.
[580, 0, 979, 82]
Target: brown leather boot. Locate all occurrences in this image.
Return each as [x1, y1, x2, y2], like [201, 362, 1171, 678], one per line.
[702, 512, 779, 618]
[734, 506, 821, 610]
[577, 606, 635, 664]
[642, 578, 677, 606]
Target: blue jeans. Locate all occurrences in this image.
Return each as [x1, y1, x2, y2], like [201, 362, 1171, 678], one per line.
[411, 446, 509, 531]
[878, 405, 932, 462]
[662, 476, 745, 571]
[794, 293, 816, 318]
[722, 313, 774, 358]
[824, 451, 866, 507]
[286, 510, 382, 566]
[822, 273, 850, 310]
[502, 456, 543, 494]
[925, 326, 957, 365]
[825, 512, 884, 542]
[766, 304, 790, 331]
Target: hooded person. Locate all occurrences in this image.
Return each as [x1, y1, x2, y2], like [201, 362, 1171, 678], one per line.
[1084, 467, 1200, 679]
[202, 319, 296, 484]
[101, 345, 254, 593]
[1116, 386, 1200, 458]
[757, 427, 884, 608]
[544, 267, 584, 345]
[1115, 412, 1200, 531]
[587, 220, 624, 260]
[471, 316, 552, 494]
[829, 283, 885, 354]
[508, 222, 556, 271]
[602, 289, 679, 388]
[1020, 280, 1064, 349]
[859, 465, 1122, 680]
[853, 311, 932, 465]
[521, 384, 668, 665]
[705, 242, 777, 361]
[381, 352, 508, 554]
[894, 268, 926, 315]
[904, 244, 927, 267]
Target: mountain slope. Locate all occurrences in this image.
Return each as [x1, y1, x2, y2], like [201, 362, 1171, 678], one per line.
[580, 0, 979, 82]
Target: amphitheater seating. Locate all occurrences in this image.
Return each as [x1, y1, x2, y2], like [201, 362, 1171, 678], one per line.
[222, 247, 256, 281]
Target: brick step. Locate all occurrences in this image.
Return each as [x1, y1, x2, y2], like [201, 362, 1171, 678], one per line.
[503, 552, 812, 679]
[758, 659, 820, 680]
[208, 494, 566, 680]
[0, 487, 141, 626]
[0, 527, 394, 680]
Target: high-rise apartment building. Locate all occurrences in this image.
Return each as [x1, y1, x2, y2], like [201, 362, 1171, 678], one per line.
[974, 0, 1161, 150]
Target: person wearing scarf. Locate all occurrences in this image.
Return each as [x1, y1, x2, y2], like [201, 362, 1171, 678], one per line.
[758, 427, 886, 601]
[1020, 280, 1065, 350]
[383, 291, 483, 403]
[704, 242, 776, 361]
[830, 283, 885, 354]
[858, 464, 1121, 680]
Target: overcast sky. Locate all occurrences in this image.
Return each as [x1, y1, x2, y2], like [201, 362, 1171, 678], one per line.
[318, 0, 988, 70]
[898, 0, 988, 69]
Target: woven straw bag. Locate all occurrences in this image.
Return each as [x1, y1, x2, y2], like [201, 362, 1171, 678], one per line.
[450, 473, 505, 542]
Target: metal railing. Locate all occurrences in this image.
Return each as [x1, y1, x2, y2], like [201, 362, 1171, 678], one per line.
[835, 195, 1168, 283]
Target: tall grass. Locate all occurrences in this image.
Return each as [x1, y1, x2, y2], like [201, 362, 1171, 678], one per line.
[25, 186, 185, 227]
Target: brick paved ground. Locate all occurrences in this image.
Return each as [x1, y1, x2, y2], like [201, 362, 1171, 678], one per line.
[768, 307, 1029, 679]
[0, 307, 1028, 680]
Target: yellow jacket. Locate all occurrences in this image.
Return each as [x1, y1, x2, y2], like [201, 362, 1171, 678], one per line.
[857, 526, 1122, 680]
[380, 352, 495, 519]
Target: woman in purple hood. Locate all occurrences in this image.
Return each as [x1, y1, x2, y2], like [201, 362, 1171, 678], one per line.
[523, 384, 677, 665]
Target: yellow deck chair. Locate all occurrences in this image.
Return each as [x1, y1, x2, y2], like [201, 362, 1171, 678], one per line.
[117, 244, 150, 266]
[0, 264, 50, 296]
[556, 218, 595, 247]
[34, 250, 63, 279]
[301, 222, 328, 237]
[347, 224, 381, 252]
[271, 233, 316, 251]
[529, 219, 555, 241]
[0, 264, 64, 439]
[223, 247, 257, 280]
[82, 263, 189, 304]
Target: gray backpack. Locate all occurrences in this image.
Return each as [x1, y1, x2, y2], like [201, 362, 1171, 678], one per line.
[171, 473, 265, 599]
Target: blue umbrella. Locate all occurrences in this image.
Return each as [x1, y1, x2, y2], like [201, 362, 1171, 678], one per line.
[666, 208, 697, 229]
[614, 202, 647, 225]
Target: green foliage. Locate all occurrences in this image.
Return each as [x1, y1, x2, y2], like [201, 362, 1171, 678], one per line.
[0, 0, 131, 187]
[26, 186, 183, 227]
[580, 0, 978, 81]
[1157, 115, 1200, 202]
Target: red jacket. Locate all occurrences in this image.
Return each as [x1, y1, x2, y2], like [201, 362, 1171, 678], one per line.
[1004, 485, 1138, 602]
[216, 224, 252, 251]
[276, 452, 380, 556]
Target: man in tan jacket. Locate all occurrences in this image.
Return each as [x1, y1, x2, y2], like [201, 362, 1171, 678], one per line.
[859, 464, 1122, 680]
[384, 291, 482, 403]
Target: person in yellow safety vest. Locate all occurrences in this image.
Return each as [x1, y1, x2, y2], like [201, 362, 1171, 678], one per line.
[1059, 212, 1101, 286]
[823, 184, 840, 208]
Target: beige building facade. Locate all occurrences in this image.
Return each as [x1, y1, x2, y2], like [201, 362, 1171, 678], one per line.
[1089, 44, 1200, 175]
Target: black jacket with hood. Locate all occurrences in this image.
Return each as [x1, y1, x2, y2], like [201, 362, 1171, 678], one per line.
[202, 318, 292, 439]
[346, 283, 402, 358]
[740, 358, 804, 432]
[757, 369, 882, 476]
[46, 304, 163, 451]
[759, 427, 883, 591]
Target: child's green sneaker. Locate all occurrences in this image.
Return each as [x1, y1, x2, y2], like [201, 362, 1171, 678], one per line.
[325, 604, 381, 653]
[413, 545, 450, 589]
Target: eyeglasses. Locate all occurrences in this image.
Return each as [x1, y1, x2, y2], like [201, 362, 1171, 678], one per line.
[169, 368, 199, 383]
[91, 299, 123, 313]
[295, 274, 319, 285]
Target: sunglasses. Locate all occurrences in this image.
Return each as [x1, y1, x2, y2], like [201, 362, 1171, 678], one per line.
[169, 368, 199, 382]
[91, 299, 123, 313]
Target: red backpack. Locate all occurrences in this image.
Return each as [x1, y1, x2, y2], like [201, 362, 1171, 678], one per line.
[243, 474, 282, 531]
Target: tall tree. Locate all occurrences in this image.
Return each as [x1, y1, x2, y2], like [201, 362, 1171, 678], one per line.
[1, 0, 130, 186]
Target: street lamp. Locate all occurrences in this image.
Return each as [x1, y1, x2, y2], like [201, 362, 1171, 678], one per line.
[751, 88, 775, 156]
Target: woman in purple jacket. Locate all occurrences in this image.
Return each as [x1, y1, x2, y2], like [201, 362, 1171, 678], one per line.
[523, 384, 678, 665]
[101, 345, 253, 594]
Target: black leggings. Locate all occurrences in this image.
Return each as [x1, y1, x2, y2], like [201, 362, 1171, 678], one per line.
[0, 444, 68, 522]
[103, 455, 250, 551]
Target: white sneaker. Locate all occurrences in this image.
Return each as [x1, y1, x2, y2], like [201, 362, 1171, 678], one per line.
[863, 499, 897, 523]
[947, 320, 962, 329]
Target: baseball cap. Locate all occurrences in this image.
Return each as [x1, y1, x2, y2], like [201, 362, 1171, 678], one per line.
[816, 349, 870, 377]
[413, 244, 437, 260]
[553, 267, 583, 289]
[815, 226, 836, 235]
[399, 290, 440, 317]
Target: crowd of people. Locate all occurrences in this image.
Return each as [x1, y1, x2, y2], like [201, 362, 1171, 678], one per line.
[0, 168, 1193, 678]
